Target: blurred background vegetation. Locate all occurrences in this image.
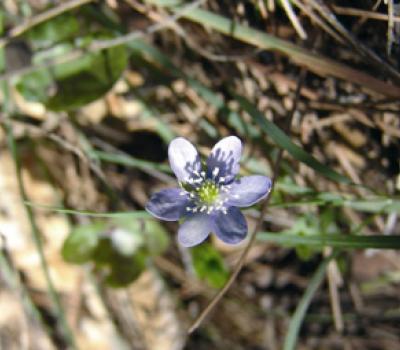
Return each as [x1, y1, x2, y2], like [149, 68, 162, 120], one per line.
[0, 0, 400, 349]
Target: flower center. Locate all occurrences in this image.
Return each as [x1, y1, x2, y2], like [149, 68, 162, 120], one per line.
[197, 181, 219, 204]
[180, 166, 230, 215]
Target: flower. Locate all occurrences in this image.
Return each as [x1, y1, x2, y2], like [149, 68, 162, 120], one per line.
[146, 136, 272, 247]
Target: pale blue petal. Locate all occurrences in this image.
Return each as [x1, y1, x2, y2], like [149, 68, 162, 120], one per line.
[178, 214, 213, 247]
[214, 207, 248, 244]
[168, 137, 201, 183]
[146, 188, 189, 221]
[206, 136, 242, 183]
[226, 175, 272, 207]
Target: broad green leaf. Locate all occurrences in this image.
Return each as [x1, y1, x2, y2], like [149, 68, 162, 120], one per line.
[106, 252, 147, 287]
[62, 221, 106, 263]
[110, 217, 170, 256]
[191, 243, 229, 288]
[24, 13, 80, 48]
[14, 10, 128, 111]
[92, 235, 147, 287]
[49, 45, 127, 110]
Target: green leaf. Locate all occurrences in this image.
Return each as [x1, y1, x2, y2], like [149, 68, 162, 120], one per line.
[106, 252, 147, 287]
[257, 232, 400, 250]
[285, 215, 320, 260]
[191, 243, 229, 288]
[110, 217, 170, 256]
[24, 13, 80, 48]
[92, 235, 147, 287]
[142, 220, 170, 255]
[50, 45, 127, 110]
[16, 37, 128, 111]
[62, 221, 106, 263]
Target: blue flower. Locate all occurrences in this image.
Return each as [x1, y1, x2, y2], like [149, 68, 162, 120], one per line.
[146, 136, 272, 247]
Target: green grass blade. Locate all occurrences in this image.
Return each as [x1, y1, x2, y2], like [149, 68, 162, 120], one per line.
[236, 95, 353, 184]
[90, 150, 172, 173]
[257, 232, 400, 250]
[344, 198, 400, 213]
[283, 253, 336, 350]
[25, 202, 152, 218]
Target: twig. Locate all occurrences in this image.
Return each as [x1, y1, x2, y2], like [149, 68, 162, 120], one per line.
[387, 0, 394, 55]
[0, 0, 95, 47]
[188, 69, 307, 333]
[325, 247, 344, 332]
[332, 4, 400, 23]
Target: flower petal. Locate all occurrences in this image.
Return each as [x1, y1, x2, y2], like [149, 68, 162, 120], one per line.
[226, 175, 272, 207]
[207, 136, 242, 183]
[146, 188, 189, 221]
[168, 137, 201, 183]
[178, 214, 212, 247]
[214, 207, 248, 244]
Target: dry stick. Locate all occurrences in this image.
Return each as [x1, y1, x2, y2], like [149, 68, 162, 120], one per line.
[387, 0, 394, 55]
[188, 69, 307, 334]
[0, 0, 95, 47]
[325, 247, 344, 332]
[0, 0, 205, 82]
[332, 5, 400, 22]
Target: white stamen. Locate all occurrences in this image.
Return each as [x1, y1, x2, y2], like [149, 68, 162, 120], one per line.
[212, 167, 220, 178]
[200, 206, 207, 212]
[186, 207, 192, 212]
[200, 171, 206, 178]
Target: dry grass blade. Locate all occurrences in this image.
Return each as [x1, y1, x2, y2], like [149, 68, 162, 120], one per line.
[303, 0, 400, 83]
[280, 0, 307, 39]
[332, 5, 400, 22]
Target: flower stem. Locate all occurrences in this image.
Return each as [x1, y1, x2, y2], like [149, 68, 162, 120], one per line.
[188, 69, 307, 333]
